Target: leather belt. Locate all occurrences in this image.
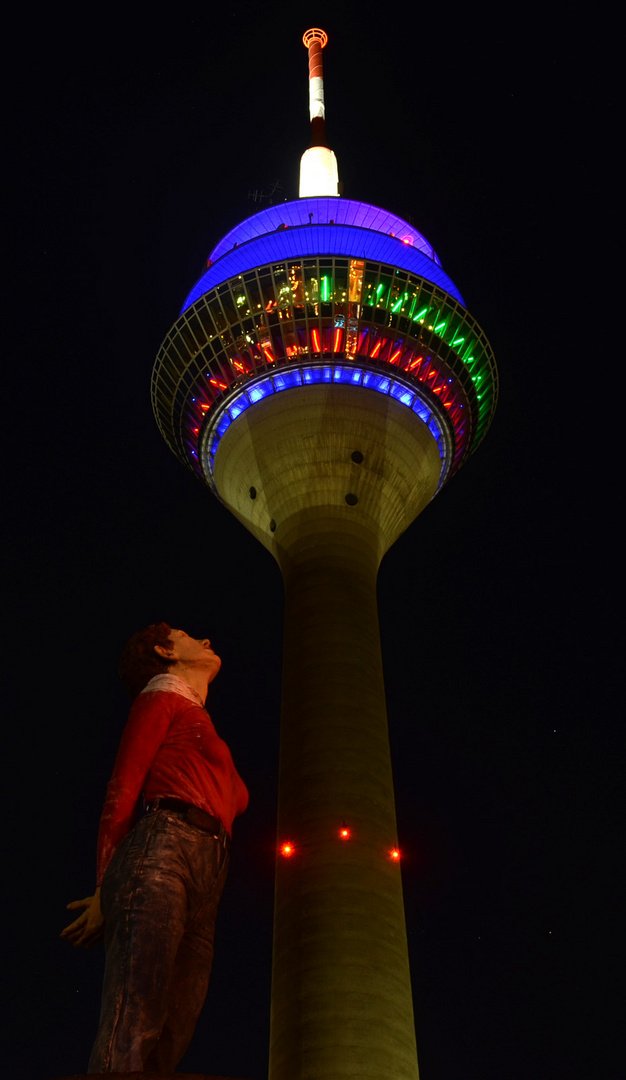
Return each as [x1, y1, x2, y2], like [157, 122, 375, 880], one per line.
[147, 797, 231, 851]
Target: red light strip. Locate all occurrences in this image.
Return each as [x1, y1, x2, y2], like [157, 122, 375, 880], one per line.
[188, 325, 473, 475]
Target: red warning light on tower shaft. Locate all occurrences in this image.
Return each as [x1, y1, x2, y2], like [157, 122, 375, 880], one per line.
[279, 834, 399, 856]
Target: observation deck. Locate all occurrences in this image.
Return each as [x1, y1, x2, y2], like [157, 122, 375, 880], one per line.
[152, 196, 497, 501]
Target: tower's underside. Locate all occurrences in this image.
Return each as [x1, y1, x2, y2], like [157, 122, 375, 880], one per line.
[212, 383, 442, 562]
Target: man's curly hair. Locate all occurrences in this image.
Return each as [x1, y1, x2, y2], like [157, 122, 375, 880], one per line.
[118, 622, 173, 699]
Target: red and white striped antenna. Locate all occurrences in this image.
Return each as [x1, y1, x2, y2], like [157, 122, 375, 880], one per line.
[303, 28, 328, 147]
[299, 28, 339, 198]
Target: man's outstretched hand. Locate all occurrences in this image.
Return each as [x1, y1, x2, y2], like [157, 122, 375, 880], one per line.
[61, 888, 104, 948]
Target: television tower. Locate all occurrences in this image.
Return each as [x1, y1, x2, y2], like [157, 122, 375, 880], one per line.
[152, 29, 497, 1080]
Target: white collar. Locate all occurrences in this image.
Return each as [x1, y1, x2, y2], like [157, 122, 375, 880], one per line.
[140, 673, 205, 708]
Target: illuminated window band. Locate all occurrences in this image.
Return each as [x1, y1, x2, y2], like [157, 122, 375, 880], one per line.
[152, 257, 496, 491]
[181, 198, 464, 313]
[199, 363, 452, 493]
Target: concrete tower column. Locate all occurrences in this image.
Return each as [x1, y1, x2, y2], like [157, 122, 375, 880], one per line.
[213, 384, 442, 1078]
[270, 534, 418, 1080]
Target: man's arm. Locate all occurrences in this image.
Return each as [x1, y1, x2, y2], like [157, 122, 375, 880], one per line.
[60, 691, 174, 947]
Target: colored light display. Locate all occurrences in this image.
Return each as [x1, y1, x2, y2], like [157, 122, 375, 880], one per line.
[152, 254, 496, 495]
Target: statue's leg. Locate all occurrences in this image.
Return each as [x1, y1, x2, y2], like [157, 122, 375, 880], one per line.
[144, 828, 229, 1074]
[87, 811, 189, 1074]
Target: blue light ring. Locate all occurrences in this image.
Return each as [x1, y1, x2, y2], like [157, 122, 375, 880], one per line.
[181, 226, 465, 313]
[198, 361, 454, 499]
[157, 340, 475, 486]
[207, 197, 442, 267]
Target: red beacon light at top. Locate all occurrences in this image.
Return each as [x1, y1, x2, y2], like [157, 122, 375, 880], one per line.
[339, 826, 350, 840]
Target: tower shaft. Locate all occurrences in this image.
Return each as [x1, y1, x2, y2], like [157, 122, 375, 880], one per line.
[270, 538, 419, 1080]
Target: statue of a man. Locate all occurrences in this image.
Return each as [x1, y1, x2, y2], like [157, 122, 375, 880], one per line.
[61, 623, 248, 1075]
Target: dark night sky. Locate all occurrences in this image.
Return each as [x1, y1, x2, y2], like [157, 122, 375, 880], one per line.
[4, 5, 619, 1079]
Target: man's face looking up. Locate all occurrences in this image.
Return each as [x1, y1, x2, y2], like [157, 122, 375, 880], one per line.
[157, 629, 221, 676]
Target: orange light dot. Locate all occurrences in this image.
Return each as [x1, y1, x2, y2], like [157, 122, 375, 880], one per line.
[390, 848, 401, 861]
[281, 842, 294, 857]
[339, 828, 350, 840]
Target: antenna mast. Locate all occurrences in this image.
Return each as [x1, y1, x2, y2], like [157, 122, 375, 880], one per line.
[299, 28, 339, 198]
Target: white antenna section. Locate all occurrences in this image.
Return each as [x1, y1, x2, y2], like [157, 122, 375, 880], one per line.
[299, 147, 339, 198]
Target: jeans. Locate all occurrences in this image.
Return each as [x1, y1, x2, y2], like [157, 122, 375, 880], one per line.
[88, 808, 229, 1075]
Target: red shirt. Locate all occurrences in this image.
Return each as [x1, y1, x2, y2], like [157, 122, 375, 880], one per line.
[96, 683, 248, 885]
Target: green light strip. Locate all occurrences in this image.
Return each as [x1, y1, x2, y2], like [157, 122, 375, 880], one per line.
[164, 259, 497, 474]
